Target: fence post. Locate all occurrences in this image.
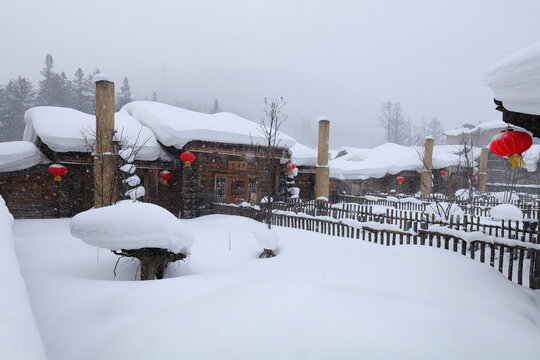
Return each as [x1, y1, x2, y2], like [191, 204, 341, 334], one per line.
[531, 199, 540, 289]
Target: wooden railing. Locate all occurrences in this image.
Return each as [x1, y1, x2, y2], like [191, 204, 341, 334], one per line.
[211, 203, 540, 289]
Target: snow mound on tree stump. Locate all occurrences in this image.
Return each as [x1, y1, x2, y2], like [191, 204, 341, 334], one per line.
[253, 227, 279, 251]
[491, 204, 523, 221]
[70, 201, 193, 253]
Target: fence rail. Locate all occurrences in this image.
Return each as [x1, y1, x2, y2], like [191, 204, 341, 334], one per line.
[211, 203, 540, 289]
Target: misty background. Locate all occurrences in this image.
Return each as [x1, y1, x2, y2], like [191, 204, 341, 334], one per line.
[1, 0, 540, 148]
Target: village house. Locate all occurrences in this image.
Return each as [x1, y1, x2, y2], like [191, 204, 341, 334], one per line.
[0, 101, 298, 218]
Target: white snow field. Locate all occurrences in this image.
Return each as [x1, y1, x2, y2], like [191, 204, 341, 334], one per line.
[11, 215, 540, 360]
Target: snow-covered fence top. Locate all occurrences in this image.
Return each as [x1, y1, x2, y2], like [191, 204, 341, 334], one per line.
[212, 202, 540, 288]
[0, 196, 47, 359]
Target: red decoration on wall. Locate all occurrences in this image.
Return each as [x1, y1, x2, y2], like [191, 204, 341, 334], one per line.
[180, 151, 196, 168]
[48, 164, 68, 181]
[440, 170, 448, 178]
[490, 129, 533, 168]
[396, 176, 404, 185]
[158, 170, 172, 186]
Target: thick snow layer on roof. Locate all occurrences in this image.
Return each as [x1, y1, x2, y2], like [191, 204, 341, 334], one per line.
[123, 101, 296, 149]
[23, 106, 163, 161]
[0, 196, 47, 359]
[289, 142, 317, 167]
[70, 201, 193, 253]
[329, 143, 481, 180]
[444, 120, 508, 136]
[0, 141, 49, 172]
[485, 41, 540, 115]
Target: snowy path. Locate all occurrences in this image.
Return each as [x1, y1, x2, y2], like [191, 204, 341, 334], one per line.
[12, 215, 540, 360]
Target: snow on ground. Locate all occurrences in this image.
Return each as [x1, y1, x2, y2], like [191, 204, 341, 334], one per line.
[0, 141, 49, 172]
[0, 196, 46, 360]
[329, 143, 481, 180]
[490, 204, 523, 221]
[12, 215, 540, 360]
[23, 106, 164, 161]
[123, 101, 296, 150]
[485, 41, 540, 116]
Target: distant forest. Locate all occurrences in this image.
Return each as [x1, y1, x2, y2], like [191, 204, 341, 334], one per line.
[0, 54, 221, 142]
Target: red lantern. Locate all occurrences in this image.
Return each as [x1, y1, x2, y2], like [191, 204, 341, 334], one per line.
[440, 170, 448, 178]
[396, 176, 404, 185]
[48, 164, 68, 181]
[490, 129, 533, 168]
[158, 170, 172, 186]
[180, 151, 196, 168]
[285, 161, 297, 173]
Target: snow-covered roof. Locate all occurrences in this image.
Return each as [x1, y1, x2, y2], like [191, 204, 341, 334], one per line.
[289, 142, 317, 167]
[485, 41, 540, 116]
[444, 120, 508, 137]
[0, 141, 49, 173]
[123, 101, 296, 150]
[329, 143, 481, 180]
[23, 107, 165, 161]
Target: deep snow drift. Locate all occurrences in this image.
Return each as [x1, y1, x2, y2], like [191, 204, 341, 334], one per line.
[12, 215, 540, 360]
[0, 196, 46, 360]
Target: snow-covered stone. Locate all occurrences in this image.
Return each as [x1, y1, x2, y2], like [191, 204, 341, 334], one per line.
[0, 141, 49, 172]
[253, 227, 279, 251]
[70, 201, 193, 253]
[490, 204, 523, 221]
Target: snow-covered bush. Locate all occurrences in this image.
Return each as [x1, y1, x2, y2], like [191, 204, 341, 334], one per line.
[425, 201, 464, 220]
[490, 204, 523, 221]
[253, 227, 279, 258]
[70, 201, 193, 280]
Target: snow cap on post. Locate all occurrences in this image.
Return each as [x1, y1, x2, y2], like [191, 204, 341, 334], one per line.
[91, 73, 114, 83]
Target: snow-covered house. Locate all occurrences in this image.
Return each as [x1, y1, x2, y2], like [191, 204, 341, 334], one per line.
[0, 102, 296, 218]
[444, 120, 531, 147]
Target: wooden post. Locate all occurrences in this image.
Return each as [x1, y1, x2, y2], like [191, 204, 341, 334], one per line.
[315, 117, 330, 200]
[94, 77, 117, 208]
[420, 137, 434, 196]
[477, 148, 489, 193]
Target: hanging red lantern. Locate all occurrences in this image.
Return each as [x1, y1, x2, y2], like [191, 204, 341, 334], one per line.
[180, 151, 196, 168]
[48, 164, 68, 181]
[285, 161, 297, 173]
[158, 170, 173, 186]
[490, 129, 533, 168]
[440, 170, 448, 178]
[396, 176, 404, 185]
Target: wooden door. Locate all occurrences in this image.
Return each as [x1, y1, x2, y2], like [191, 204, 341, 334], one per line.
[228, 177, 247, 204]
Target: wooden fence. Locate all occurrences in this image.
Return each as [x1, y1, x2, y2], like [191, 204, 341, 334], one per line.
[211, 203, 540, 289]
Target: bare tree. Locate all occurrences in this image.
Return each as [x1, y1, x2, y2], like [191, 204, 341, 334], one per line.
[259, 97, 287, 230]
[427, 118, 445, 145]
[377, 101, 407, 144]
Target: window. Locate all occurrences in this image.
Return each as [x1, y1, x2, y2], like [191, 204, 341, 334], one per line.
[215, 177, 227, 203]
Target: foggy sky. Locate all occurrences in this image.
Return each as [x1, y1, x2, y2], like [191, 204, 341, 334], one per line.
[1, 0, 540, 148]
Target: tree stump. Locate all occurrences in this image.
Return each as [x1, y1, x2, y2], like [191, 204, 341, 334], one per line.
[259, 248, 276, 258]
[113, 247, 187, 280]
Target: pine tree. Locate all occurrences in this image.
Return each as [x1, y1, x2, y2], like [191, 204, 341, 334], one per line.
[211, 98, 220, 113]
[0, 76, 35, 141]
[151, 92, 158, 102]
[36, 54, 59, 106]
[83, 68, 100, 114]
[116, 77, 132, 110]
[71, 68, 92, 113]
[58, 71, 72, 107]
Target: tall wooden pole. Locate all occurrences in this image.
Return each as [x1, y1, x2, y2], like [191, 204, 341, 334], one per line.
[477, 148, 489, 193]
[315, 117, 330, 200]
[420, 137, 434, 196]
[94, 78, 117, 208]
